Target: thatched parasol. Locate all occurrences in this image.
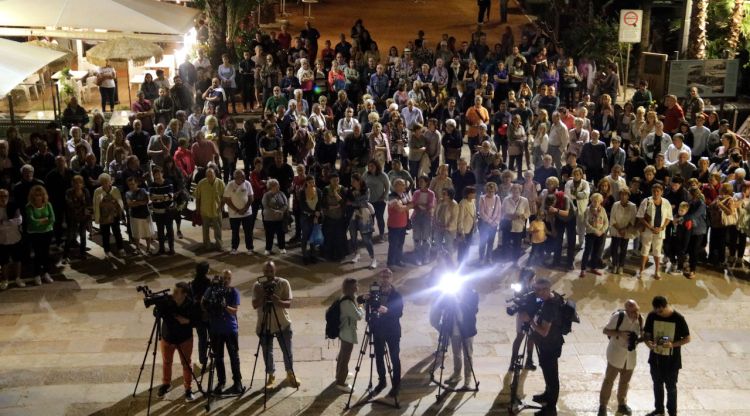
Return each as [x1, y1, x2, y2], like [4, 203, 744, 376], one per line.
[86, 37, 163, 106]
[85, 37, 163, 66]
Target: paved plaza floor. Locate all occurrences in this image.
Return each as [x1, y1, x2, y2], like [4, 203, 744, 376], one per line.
[0, 218, 749, 416]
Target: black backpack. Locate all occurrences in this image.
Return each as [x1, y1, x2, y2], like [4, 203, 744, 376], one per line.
[607, 309, 643, 339]
[558, 294, 580, 335]
[325, 298, 344, 339]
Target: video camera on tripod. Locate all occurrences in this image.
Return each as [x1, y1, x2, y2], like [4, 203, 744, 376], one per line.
[365, 281, 382, 317]
[136, 285, 171, 309]
[257, 275, 278, 298]
[506, 290, 542, 318]
[202, 276, 229, 316]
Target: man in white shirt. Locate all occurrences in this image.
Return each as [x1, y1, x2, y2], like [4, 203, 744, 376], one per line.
[223, 169, 255, 254]
[598, 300, 642, 416]
[336, 107, 360, 141]
[637, 183, 673, 279]
[192, 49, 212, 73]
[664, 133, 691, 166]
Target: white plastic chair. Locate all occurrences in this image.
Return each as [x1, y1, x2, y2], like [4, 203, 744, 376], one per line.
[83, 76, 99, 103]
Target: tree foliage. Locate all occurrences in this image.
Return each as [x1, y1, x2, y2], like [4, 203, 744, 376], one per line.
[706, 0, 750, 58]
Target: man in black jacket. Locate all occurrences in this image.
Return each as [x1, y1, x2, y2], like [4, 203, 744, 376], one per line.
[429, 279, 479, 390]
[362, 268, 404, 398]
[530, 278, 564, 416]
[156, 282, 200, 401]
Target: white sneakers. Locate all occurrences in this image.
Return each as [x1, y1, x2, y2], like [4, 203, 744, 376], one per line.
[42, 273, 53, 284]
[34, 276, 42, 286]
[335, 383, 352, 393]
[15, 278, 25, 288]
[280, 249, 287, 254]
[368, 259, 378, 269]
[263, 250, 271, 256]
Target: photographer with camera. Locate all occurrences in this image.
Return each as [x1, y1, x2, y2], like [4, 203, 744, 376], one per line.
[252, 260, 300, 388]
[509, 268, 539, 371]
[358, 268, 403, 398]
[597, 300, 642, 416]
[190, 261, 211, 369]
[202, 269, 244, 396]
[428, 276, 479, 390]
[155, 282, 200, 401]
[528, 278, 564, 416]
[643, 296, 691, 416]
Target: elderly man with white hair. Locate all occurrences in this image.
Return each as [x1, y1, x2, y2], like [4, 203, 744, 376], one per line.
[287, 89, 309, 116]
[598, 299, 643, 416]
[668, 150, 697, 181]
[664, 133, 691, 166]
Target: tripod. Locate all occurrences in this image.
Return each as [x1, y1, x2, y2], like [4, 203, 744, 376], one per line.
[345, 309, 400, 410]
[428, 300, 479, 401]
[508, 328, 542, 415]
[197, 335, 219, 412]
[133, 315, 204, 416]
[249, 300, 298, 410]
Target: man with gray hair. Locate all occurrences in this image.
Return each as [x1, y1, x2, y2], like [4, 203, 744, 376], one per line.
[598, 300, 643, 416]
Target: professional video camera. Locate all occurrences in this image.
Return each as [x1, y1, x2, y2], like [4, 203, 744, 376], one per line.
[366, 281, 382, 316]
[506, 290, 542, 317]
[202, 275, 229, 316]
[257, 275, 278, 297]
[136, 285, 171, 309]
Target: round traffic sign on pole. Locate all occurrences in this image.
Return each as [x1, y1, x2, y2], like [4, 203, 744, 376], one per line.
[623, 11, 639, 27]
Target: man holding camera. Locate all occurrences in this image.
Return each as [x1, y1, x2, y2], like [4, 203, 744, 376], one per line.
[156, 282, 200, 401]
[643, 296, 690, 416]
[529, 278, 563, 416]
[203, 269, 244, 395]
[598, 300, 642, 416]
[252, 261, 300, 388]
[361, 268, 403, 398]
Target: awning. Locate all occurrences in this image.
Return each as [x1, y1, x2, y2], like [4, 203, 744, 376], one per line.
[0, 38, 66, 97]
[0, 0, 199, 37]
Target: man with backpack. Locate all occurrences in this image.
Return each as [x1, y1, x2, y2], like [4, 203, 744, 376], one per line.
[326, 277, 364, 392]
[529, 278, 564, 416]
[598, 300, 643, 416]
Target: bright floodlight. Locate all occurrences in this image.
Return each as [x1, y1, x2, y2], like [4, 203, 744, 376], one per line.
[438, 273, 462, 295]
[511, 282, 524, 293]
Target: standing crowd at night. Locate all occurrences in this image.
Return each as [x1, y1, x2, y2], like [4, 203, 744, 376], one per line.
[0, 18, 748, 290]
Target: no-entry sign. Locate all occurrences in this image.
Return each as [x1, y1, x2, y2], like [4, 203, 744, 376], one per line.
[619, 9, 643, 43]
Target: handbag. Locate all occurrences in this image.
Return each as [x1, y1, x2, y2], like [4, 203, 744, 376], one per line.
[309, 223, 324, 245]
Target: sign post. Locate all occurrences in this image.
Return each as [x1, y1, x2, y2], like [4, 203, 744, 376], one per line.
[618, 9, 643, 101]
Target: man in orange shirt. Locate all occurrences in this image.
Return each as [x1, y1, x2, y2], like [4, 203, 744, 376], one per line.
[466, 95, 489, 155]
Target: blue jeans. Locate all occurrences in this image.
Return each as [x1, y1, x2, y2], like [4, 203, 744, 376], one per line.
[211, 331, 242, 385]
[259, 325, 294, 374]
[387, 227, 406, 265]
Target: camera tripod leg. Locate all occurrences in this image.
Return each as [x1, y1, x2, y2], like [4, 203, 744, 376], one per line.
[133, 318, 159, 398]
[270, 305, 298, 390]
[429, 322, 450, 401]
[345, 324, 372, 410]
[145, 320, 161, 416]
[203, 338, 217, 412]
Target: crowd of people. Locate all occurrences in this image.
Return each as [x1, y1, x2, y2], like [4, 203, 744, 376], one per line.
[0, 15, 720, 416]
[1, 19, 748, 291]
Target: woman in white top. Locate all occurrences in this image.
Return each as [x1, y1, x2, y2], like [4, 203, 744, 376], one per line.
[478, 182, 502, 265]
[96, 60, 117, 112]
[501, 183, 530, 263]
[532, 123, 549, 169]
[335, 278, 364, 391]
[565, 167, 590, 247]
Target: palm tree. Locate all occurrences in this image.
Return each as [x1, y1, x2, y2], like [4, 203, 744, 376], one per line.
[727, 0, 745, 57]
[204, 0, 228, 68]
[687, 0, 707, 59]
